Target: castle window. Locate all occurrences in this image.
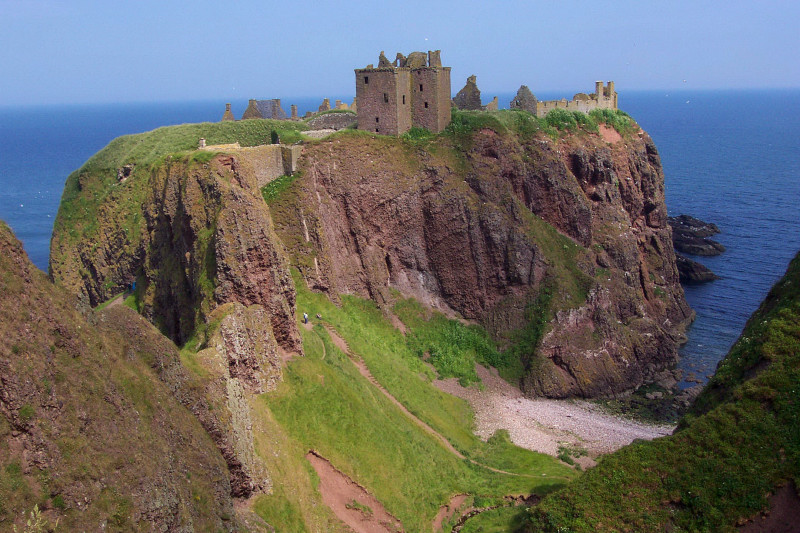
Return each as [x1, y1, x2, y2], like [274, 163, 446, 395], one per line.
[375, 117, 379, 123]
[424, 102, 428, 108]
[365, 76, 369, 84]
[384, 93, 388, 103]
[419, 84, 423, 91]
[402, 95, 406, 104]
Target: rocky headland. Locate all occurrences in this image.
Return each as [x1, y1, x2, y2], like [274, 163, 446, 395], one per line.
[50, 112, 693, 400]
[8, 107, 796, 532]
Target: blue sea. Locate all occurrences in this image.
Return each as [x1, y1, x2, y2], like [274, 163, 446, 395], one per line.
[1, 91, 798, 388]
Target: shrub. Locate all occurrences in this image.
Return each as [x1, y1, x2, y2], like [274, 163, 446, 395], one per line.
[589, 108, 636, 135]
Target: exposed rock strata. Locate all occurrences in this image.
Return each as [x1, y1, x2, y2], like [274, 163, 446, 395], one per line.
[51, 153, 301, 355]
[51, 120, 691, 399]
[271, 127, 693, 398]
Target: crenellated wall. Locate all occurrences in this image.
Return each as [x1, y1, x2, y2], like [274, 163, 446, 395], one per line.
[533, 81, 617, 117]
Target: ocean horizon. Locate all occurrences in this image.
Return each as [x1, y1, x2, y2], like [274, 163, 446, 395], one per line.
[1, 88, 798, 388]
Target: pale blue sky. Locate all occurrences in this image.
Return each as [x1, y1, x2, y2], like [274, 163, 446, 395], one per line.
[1, 0, 798, 106]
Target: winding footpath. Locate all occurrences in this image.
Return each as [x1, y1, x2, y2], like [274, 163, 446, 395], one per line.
[320, 324, 540, 478]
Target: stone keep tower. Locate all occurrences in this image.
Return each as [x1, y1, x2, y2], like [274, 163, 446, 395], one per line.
[355, 50, 451, 135]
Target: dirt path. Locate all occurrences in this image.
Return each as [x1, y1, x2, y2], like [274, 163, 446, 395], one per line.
[432, 494, 469, 532]
[306, 451, 403, 533]
[435, 364, 675, 466]
[321, 325, 545, 479]
[322, 325, 466, 459]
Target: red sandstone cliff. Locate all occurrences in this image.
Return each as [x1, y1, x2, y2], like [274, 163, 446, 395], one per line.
[269, 126, 692, 398]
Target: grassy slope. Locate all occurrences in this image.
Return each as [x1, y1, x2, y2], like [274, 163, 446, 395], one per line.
[0, 221, 232, 531]
[249, 276, 574, 531]
[526, 251, 800, 532]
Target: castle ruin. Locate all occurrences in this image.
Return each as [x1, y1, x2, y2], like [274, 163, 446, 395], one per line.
[220, 50, 618, 136]
[355, 50, 451, 135]
[510, 81, 618, 117]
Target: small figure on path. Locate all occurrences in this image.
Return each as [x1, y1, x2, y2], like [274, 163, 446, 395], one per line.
[303, 312, 308, 324]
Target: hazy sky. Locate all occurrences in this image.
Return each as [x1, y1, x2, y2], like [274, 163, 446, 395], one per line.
[1, 0, 798, 106]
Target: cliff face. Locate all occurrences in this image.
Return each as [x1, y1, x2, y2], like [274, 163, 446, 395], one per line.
[50, 152, 301, 355]
[270, 125, 692, 397]
[141, 154, 300, 353]
[0, 222, 239, 531]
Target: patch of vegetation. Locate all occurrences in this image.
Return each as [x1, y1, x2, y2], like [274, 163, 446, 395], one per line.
[525, 252, 800, 532]
[12, 504, 52, 533]
[459, 505, 528, 533]
[393, 298, 507, 386]
[345, 500, 373, 516]
[17, 405, 34, 424]
[556, 444, 587, 467]
[261, 173, 301, 205]
[589, 108, 637, 136]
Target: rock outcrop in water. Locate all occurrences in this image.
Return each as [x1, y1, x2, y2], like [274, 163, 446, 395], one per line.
[668, 215, 723, 283]
[668, 214, 725, 256]
[675, 252, 721, 283]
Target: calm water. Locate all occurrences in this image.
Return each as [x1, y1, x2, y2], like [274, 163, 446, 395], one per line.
[1, 91, 798, 387]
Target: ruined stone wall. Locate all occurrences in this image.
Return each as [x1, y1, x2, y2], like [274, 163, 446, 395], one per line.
[199, 144, 300, 187]
[410, 67, 451, 133]
[534, 82, 617, 117]
[306, 111, 358, 131]
[355, 68, 411, 135]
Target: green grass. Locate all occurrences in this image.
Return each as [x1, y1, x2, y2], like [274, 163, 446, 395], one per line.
[459, 505, 528, 533]
[393, 298, 510, 386]
[525, 251, 800, 532]
[264, 321, 571, 531]
[261, 173, 301, 205]
[444, 107, 635, 144]
[589, 108, 637, 135]
[258, 272, 575, 530]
